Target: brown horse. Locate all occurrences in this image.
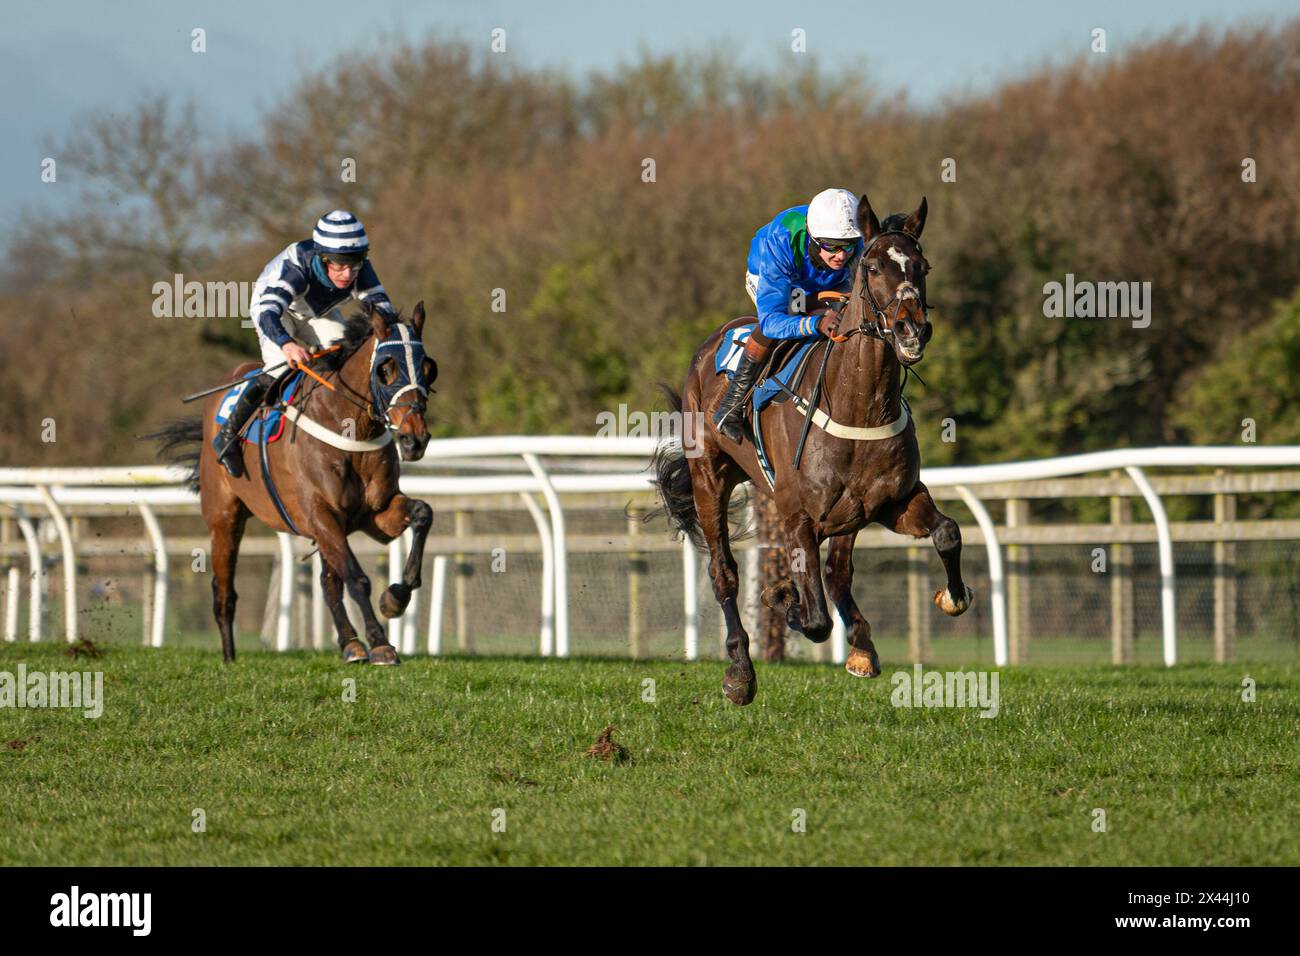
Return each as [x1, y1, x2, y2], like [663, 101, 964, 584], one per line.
[148, 301, 435, 664]
[652, 195, 973, 705]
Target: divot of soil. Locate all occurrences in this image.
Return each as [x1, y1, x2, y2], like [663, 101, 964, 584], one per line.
[584, 725, 632, 765]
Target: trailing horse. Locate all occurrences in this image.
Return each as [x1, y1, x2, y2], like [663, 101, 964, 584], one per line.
[147, 301, 436, 664]
[651, 195, 973, 705]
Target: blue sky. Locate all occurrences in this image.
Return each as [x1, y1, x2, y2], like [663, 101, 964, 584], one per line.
[5, 0, 1294, 218]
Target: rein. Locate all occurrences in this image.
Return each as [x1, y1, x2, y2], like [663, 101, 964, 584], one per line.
[778, 229, 930, 464]
[289, 327, 429, 445]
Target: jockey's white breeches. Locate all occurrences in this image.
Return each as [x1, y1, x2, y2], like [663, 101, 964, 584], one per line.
[257, 308, 349, 379]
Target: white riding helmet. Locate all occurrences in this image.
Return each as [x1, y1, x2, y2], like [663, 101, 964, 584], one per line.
[806, 188, 862, 241]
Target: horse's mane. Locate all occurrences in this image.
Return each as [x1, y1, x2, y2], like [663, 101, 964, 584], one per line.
[879, 213, 911, 234]
[312, 309, 396, 373]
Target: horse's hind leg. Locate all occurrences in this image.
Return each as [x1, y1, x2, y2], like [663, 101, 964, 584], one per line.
[209, 502, 250, 663]
[765, 511, 833, 643]
[824, 532, 881, 678]
[320, 562, 368, 663]
[880, 482, 974, 616]
[688, 455, 755, 706]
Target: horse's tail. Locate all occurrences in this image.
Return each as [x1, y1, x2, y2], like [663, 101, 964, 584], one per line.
[646, 384, 704, 548]
[140, 418, 204, 493]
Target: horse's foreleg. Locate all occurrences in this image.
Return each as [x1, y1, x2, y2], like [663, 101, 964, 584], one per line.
[314, 512, 397, 665]
[368, 494, 433, 619]
[824, 532, 880, 677]
[882, 482, 973, 616]
[777, 512, 833, 643]
[689, 458, 755, 706]
[208, 504, 249, 663]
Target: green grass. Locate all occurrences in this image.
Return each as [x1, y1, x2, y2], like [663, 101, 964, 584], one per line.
[73, 599, 1300, 664]
[1, 641, 1296, 865]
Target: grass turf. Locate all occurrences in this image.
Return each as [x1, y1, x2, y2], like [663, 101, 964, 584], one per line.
[0, 641, 1296, 865]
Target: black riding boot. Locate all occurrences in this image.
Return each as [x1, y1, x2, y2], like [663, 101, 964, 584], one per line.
[713, 352, 763, 444]
[213, 375, 272, 478]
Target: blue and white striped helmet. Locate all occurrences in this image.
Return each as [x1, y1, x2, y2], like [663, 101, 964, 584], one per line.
[312, 210, 370, 260]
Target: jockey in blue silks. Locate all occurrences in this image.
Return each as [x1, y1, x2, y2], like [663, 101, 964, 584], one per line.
[713, 188, 863, 443]
[213, 210, 399, 478]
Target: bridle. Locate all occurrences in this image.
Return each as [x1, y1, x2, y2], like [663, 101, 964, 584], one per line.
[367, 324, 430, 432]
[849, 229, 930, 342]
[296, 323, 432, 436]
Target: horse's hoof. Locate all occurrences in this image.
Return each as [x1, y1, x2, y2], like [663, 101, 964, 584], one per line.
[379, 584, 411, 619]
[368, 644, 401, 666]
[723, 667, 757, 706]
[934, 585, 975, 617]
[341, 639, 370, 664]
[761, 579, 797, 611]
[845, 647, 881, 678]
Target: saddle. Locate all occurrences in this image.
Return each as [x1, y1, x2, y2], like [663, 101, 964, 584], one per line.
[715, 294, 852, 488]
[212, 368, 312, 537]
[715, 325, 821, 417]
[214, 370, 305, 444]
[715, 323, 825, 490]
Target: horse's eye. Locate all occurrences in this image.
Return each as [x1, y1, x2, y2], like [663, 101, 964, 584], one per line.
[422, 357, 438, 384]
[867, 262, 880, 274]
[380, 357, 399, 385]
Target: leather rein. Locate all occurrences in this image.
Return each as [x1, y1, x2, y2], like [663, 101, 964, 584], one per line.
[293, 332, 429, 440]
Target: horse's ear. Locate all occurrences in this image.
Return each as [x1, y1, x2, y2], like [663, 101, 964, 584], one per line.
[368, 301, 388, 339]
[903, 196, 928, 240]
[412, 300, 425, 338]
[857, 194, 881, 241]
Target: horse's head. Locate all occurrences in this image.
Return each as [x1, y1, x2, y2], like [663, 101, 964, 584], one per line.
[367, 300, 436, 461]
[853, 195, 931, 366]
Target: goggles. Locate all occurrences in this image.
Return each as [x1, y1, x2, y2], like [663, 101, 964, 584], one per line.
[320, 252, 368, 269]
[813, 236, 858, 255]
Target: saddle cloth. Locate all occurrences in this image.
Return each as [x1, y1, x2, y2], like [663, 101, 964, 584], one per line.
[715, 324, 820, 414]
[214, 370, 304, 444]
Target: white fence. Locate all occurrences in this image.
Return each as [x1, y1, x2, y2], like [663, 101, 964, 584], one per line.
[3, 440, 1300, 666]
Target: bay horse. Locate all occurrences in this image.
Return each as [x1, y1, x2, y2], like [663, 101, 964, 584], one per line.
[651, 195, 973, 705]
[148, 301, 436, 664]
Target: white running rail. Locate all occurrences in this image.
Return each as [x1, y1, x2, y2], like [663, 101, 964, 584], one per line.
[3, 442, 1300, 664]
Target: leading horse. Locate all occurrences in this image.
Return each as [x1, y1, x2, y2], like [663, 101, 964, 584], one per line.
[148, 301, 436, 664]
[651, 195, 973, 705]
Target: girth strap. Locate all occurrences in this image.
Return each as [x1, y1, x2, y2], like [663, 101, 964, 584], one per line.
[257, 409, 302, 536]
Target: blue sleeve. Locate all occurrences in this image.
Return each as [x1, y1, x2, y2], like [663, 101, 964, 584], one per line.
[352, 262, 396, 318]
[755, 228, 814, 339]
[254, 258, 308, 348]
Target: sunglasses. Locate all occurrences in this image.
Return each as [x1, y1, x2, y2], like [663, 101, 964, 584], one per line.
[813, 237, 858, 255]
